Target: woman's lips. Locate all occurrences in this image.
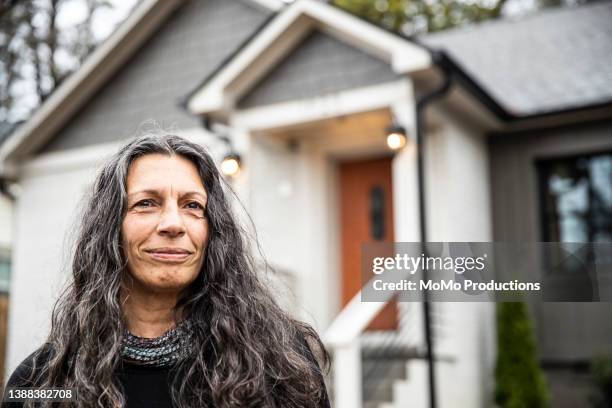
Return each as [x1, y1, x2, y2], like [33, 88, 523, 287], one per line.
[145, 249, 192, 263]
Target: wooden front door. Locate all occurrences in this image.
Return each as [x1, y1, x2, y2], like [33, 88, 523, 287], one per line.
[339, 156, 398, 331]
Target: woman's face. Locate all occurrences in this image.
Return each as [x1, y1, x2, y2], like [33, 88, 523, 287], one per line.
[122, 153, 209, 295]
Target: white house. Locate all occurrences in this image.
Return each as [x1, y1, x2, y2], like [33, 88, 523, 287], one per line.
[1, 0, 611, 407]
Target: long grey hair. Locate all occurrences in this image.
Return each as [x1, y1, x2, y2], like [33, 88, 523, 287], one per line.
[25, 134, 330, 407]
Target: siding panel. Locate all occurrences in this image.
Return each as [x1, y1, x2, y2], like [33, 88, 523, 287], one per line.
[39, 0, 271, 153]
[238, 30, 399, 109]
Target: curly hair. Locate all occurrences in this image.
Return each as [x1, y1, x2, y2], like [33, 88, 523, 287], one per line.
[24, 133, 330, 407]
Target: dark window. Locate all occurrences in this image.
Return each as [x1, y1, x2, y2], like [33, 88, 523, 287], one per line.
[537, 151, 612, 243]
[369, 186, 386, 241]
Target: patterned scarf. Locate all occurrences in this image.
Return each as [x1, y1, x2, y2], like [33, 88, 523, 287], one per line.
[121, 319, 194, 367]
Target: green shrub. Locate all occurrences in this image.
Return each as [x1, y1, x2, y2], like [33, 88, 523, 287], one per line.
[495, 302, 549, 408]
[590, 354, 612, 407]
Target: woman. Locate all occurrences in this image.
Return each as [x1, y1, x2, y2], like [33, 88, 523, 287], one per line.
[4, 134, 331, 407]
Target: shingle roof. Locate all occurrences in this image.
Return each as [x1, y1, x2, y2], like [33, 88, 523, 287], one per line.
[419, 1, 612, 116]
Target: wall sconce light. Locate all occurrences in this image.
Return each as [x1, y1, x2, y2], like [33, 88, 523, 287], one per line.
[201, 116, 243, 178]
[385, 124, 407, 151]
[221, 153, 241, 177]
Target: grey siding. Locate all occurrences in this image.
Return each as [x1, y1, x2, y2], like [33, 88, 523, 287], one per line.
[237, 30, 400, 109]
[39, 0, 272, 154]
[489, 119, 612, 362]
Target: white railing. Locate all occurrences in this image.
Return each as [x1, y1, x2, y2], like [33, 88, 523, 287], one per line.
[323, 285, 395, 408]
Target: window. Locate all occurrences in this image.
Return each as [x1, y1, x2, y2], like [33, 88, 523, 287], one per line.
[537, 151, 612, 243]
[536, 152, 612, 299]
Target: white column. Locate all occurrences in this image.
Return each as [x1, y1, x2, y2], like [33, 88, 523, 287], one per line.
[333, 340, 362, 408]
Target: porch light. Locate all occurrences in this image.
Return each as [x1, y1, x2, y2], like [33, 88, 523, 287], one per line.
[385, 125, 407, 150]
[221, 153, 241, 177]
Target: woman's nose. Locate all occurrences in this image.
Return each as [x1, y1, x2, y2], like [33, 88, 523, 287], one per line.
[156, 203, 186, 236]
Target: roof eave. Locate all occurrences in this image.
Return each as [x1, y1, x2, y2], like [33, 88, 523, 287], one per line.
[246, 0, 286, 12]
[418, 49, 612, 132]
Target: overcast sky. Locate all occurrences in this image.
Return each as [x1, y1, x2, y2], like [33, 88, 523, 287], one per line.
[57, 0, 140, 41]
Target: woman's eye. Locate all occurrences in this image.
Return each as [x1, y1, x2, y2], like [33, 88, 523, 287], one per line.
[186, 201, 204, 210]
[135, 199, 155, 208]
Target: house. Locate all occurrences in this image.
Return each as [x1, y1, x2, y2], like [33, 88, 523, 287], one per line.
[1, 0, 611, 407]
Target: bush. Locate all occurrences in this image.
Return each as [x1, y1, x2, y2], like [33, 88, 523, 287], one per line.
[495, 301, 549, 408]
[590, 354, 612, 407]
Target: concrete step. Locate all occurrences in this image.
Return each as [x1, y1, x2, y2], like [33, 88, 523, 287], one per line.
[363, 359, 408, 402]
[387, 360, 430, 408]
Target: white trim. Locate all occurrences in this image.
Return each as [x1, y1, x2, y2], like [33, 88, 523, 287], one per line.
[246, 0, 286, 12]
[187, 0, 431, 116]
[230, 79, 414, 131]
[0, 0, 184, 174]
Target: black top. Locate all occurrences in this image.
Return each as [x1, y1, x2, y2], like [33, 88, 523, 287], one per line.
[2, 350, 175, 408]
[115, 361, 174, 407]
[2, 343, 331, 408]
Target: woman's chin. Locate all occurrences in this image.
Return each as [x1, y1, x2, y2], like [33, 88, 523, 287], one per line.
[150, 281, 193, 294]
[136, 275, 195, 295]
[128, 266, 198, 295]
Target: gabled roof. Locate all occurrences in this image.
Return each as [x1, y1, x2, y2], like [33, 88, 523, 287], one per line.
[184, 0, 431, 117]
[419, 1, 612, 116]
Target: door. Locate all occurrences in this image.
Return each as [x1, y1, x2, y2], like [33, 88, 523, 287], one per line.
[339, 156, 398, 331]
